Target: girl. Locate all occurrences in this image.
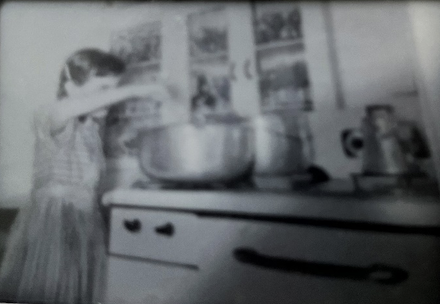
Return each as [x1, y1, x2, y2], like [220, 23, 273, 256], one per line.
[0, 48, 170, 304]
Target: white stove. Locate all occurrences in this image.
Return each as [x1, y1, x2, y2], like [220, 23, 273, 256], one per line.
[103, 185, 440, 304]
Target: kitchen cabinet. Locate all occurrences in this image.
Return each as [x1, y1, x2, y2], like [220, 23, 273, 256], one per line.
[179, 2, 336, 116]
[104, 190, 440, 304]
[112, 2, 335, 118]
[168, 2, 419, 113]
[106, 2, 368, 118]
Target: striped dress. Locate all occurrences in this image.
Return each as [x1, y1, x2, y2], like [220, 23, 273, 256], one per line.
[0, 104, 108, 304]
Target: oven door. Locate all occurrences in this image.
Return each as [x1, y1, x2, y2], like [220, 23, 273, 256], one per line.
[171, 217, 440, 304]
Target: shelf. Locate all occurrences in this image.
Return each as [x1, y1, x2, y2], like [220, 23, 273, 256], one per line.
[190, 51, 228, 65]
[256, 39, 305, 55]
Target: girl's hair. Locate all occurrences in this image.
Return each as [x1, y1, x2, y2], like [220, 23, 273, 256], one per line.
[57, 48, 126, 99]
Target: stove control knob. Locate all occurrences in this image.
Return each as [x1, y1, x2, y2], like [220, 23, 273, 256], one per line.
[155, 223, 175, 237]
[124, 219, 142, 233]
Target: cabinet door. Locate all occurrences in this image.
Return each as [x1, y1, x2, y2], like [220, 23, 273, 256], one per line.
[185, 3, 261, 117]
[184, 4, 235, 116]
[241, 2, 339, 113]
[251, 2, 311, 112]
[109, 12, 162, 87]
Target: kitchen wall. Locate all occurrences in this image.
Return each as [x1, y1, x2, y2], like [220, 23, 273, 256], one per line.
[408, 2, 440, 185]
[331, 2, 418, 107]
[0, 2, 107, 208]
[0, 1, 200, 208]
[0, 2, 168, 208]
[308, 2, 430, 178]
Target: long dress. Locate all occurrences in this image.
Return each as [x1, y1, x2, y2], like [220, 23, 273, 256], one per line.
[0, 105, 108, 304]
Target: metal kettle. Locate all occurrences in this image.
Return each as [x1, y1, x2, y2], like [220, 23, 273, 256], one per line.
[341, 105, 427, 175]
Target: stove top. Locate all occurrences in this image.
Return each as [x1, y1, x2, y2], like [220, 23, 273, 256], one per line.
[130, 176, 440, 200]
[131, 180, 256, 191]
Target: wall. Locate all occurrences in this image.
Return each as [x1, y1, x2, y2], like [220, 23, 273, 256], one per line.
[308, 2, 431, 179]
[0, 2, 107, 208]
[0, 2, 167, 208]
[0, 1, 200, 208]
[408, 2, 440, 185]
[331, 2, 418, 106]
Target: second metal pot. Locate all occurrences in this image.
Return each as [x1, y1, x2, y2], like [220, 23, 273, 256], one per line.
[253, 111, 314, 176]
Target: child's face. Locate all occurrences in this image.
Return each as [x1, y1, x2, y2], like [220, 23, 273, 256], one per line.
[66, 75, 120, 119]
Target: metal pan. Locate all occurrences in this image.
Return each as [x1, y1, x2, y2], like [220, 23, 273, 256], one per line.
[137, 117, 255, 184]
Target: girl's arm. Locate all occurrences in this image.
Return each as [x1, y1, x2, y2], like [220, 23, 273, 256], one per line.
[48, 83, 171, 132]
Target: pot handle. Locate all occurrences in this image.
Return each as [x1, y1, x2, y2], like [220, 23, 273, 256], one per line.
[234, 248, 408, 285]
[341, 128, 363, 158]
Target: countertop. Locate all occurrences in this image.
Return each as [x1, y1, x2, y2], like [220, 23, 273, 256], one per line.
[102, 179, 440, 231]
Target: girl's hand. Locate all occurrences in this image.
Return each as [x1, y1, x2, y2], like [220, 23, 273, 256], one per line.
[49, 82, 178, 134]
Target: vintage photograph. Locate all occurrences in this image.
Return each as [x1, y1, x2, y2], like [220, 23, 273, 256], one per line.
[0, 1, 440, 304]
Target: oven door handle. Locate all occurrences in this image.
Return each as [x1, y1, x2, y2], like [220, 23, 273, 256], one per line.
[233, 248, 408, 285]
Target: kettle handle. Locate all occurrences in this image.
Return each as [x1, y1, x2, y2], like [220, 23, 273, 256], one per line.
[341, 128, 364, 158]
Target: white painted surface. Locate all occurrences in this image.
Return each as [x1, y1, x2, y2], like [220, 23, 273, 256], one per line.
[331, 2, 417, 107]
[106, 206, 440, 304]
[0, 2, 189, 207]
[302, 3, 338, 110]
[227, 4, 261, 117]
[103, 189, 440, 227]
[408, 2, 440, 188]
[110, 209, 202, 265]
[309, 2, 431, 179]
[0, 2, 112, 207]
[308, 107, 364, 177]
[106, 256, 198, 304]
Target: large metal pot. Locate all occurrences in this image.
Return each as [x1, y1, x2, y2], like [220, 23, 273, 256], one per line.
[137, 117, 254, 184]
[253, 111, 314, 176]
